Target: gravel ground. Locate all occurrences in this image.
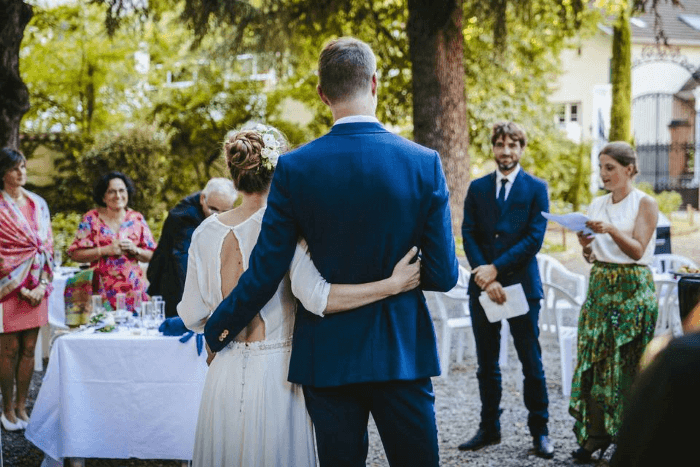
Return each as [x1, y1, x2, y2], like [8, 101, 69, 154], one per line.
[6, 334, 610, 467]
[9, 215, 699, 466]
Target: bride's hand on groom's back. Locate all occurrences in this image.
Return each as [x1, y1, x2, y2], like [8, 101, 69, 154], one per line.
[205, 342, 216, 366]
[389, 247, 421, 294]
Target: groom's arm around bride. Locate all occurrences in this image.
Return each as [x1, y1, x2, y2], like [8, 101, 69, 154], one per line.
[204, 37, 458, 467]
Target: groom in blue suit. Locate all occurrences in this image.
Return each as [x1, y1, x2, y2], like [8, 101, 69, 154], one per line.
[460, 122, 554, 458]
[204, 37, 458, 466]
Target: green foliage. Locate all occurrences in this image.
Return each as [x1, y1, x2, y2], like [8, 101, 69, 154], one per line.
[21, 3, 145, 136]
[23, 0, 600, 219]
[82, 127, 170, 219]
[609, 5, 632, 143]
[635, 182, 683, 215]
[541, 238, 566, 254]
[147, 211, 168, 244]
[51, 212, 83, 266]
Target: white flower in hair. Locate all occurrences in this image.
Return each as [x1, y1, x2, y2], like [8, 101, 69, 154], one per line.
[262, 146, 280, 164]
[262, 133, 277, 148]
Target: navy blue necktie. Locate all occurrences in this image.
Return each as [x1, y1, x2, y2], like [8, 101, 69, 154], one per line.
[498, 178, 508, 211]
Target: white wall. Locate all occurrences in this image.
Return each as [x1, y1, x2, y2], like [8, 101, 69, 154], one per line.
[550, 34, 611, 142]
[551, 32, 700, 143]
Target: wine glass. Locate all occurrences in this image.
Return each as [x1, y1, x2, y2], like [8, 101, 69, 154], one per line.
[53, 249, 63, 270]
[91, 295, 103, 317]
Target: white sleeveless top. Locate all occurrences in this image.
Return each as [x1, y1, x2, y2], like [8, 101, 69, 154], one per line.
[177, 208, 330, 342]
[588, 188, 656, 266]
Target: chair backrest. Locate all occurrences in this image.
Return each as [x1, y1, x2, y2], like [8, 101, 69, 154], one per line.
[541, 281, 582, 340]
[651, 254, 699, 274]
[537, 253, 587, 303]
[654, 279, 681, 336]
[424, 266, 470, 321]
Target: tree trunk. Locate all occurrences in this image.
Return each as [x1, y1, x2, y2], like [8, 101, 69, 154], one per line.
[0, 0, 33, 149]
[609, 6, 632, 143]
[407, 0, 470, 235]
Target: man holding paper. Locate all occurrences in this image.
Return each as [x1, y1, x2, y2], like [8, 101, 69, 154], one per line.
[459, 121, 553, 459]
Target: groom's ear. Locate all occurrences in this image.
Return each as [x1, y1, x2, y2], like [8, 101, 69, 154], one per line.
[317, 85, 331, 107]
[371, 73, 377, 96]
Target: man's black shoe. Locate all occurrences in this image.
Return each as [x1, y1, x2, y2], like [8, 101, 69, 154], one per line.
[458, 429, 501, 451]
[533, 435, 555, 459]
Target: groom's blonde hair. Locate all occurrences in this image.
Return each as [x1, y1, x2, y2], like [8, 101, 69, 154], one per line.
[318, 37, 376, 104]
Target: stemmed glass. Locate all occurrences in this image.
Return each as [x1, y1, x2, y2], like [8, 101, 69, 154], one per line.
[155, 301, 165, 330]
[90, 295, 103, 319]
[53, 249, 63, 270]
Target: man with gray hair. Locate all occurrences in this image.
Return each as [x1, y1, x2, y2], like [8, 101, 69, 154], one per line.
[147, 178, 237, 317]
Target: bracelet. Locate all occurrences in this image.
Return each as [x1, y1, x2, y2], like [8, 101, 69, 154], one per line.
[40, 278, 49, 287]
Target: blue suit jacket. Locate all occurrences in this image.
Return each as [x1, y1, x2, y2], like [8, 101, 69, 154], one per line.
[461, 169, 549, 300]
[204, 122, 459, 387]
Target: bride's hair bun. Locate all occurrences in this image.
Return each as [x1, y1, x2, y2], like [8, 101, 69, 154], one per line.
[223, 123, 287, 193]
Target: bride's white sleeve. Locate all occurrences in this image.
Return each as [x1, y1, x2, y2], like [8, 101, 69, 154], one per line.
[289, 239, 330, 316]
[177, 240, 211, 333]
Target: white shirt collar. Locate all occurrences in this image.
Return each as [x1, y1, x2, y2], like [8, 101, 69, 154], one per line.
[496, 164, 521, 186]
[333, 115, 380, 126]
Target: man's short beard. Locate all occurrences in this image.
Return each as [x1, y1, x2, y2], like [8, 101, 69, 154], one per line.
[498, 161, 518, 171]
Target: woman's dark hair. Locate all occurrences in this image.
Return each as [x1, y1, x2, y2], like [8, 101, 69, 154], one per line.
[93, 171, 135, 207]
[0, 148, 26, 190]
[223, 125, 288, 194]
[600, 141, 638, 176]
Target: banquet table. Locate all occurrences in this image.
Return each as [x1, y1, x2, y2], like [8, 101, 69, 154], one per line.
[26, 327, 208, 463]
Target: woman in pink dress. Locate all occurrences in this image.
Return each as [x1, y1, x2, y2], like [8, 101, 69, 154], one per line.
[0, 148, 54, 431]
[67, 172, 156, 312]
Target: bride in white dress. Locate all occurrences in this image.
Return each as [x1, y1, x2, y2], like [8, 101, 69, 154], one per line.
[177, 124, 421, 467]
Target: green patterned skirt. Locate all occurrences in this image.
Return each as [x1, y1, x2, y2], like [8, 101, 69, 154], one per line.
[569, 261, 658, 445]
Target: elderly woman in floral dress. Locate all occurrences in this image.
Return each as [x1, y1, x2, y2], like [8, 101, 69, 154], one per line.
[67, 172, 156, 311]
[0, 148, 54, 431]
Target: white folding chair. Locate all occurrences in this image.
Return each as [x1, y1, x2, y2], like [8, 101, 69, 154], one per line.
[425, 266, 509, 377]
[654, 279, 682, 337]
[541, 281, 582, 397]
[424, 290, 473, 378]
[537, 253, 587, 304]
[651, 254, 699, 275]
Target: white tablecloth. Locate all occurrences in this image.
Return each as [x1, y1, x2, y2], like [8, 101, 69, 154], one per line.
[26, 328, 208, 461]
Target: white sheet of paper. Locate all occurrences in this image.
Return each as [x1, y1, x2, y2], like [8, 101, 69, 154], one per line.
[541, 212, 595, 236]
[478, 283, 530, 323]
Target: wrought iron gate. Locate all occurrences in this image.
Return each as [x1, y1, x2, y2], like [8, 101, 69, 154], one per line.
[633, 92, 696, 192]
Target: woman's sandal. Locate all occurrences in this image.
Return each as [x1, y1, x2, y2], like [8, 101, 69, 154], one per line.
[571, 436, 612, 464]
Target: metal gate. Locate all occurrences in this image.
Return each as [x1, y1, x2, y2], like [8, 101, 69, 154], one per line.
[633, 92, 696, 192]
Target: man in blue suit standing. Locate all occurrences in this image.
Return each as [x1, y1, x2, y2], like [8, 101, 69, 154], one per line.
[459, 122, 554, 458]
[203, 37, 458, 466]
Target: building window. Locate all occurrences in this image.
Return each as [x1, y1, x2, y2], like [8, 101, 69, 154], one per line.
[555, 102, 581, 128]
[557, 104, 566, 125]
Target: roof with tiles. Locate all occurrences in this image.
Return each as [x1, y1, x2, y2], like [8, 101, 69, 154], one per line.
[599, 0, 700, 45]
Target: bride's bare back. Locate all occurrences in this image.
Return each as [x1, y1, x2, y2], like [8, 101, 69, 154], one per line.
[217, 207, 266, 342]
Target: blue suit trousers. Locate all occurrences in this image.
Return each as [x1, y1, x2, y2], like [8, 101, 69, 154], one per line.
[303, 378, 439, 467]
[469, 297, 549, 436]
